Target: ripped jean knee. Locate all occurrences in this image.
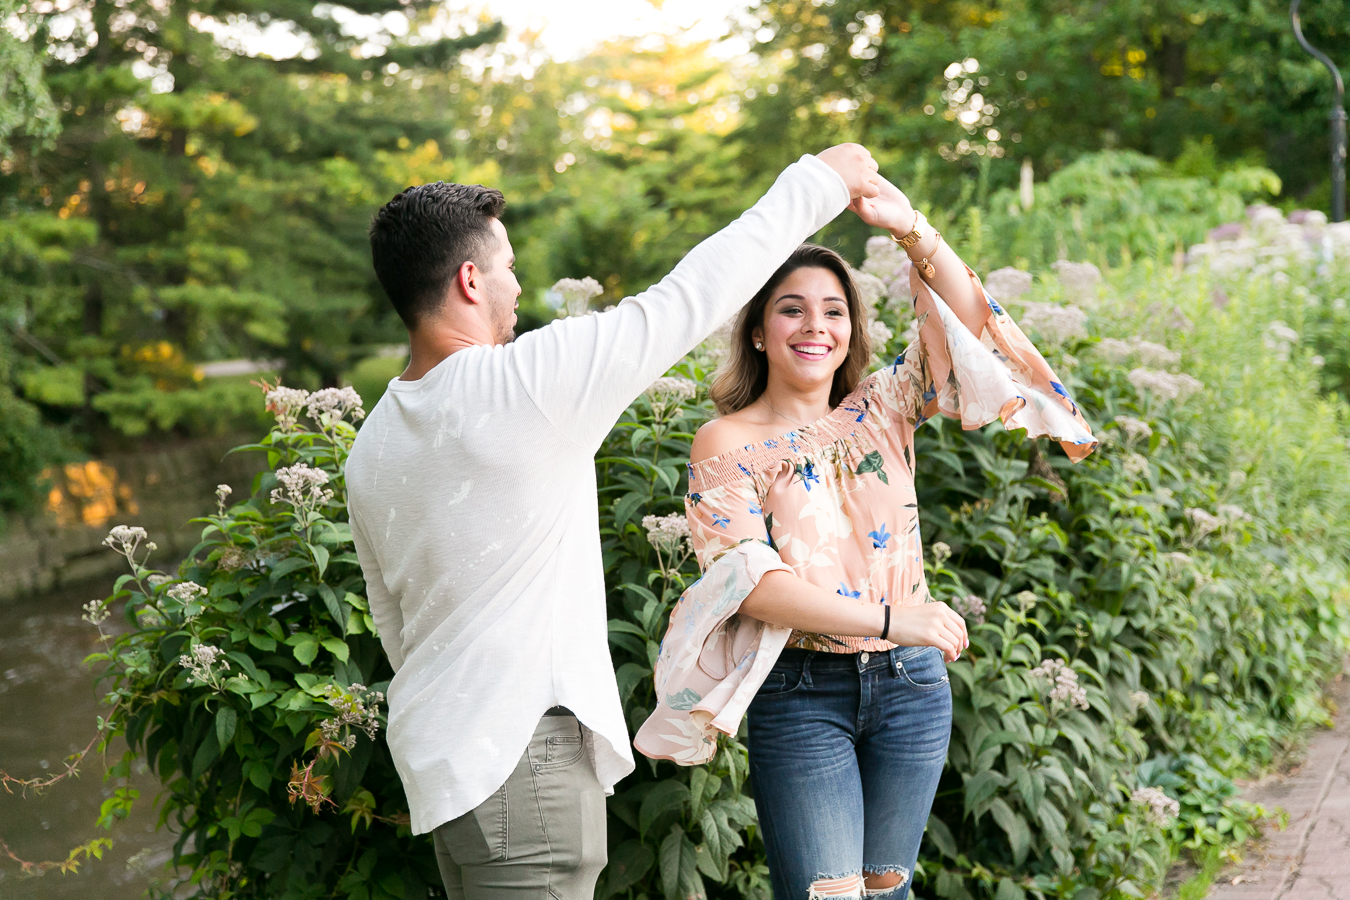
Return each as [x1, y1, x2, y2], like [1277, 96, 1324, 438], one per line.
[861, 867, 910, 898]
[807, 873, 864, 900]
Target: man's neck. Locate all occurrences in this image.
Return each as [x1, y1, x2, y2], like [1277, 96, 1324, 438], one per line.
[400, 325, 495, 381]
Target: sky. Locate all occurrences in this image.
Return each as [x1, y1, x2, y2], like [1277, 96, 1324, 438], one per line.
[201, 0, 755, 68]
[482, 0, 752, 61]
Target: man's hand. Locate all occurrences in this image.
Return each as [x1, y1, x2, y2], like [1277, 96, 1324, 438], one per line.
[887, 601, 969, 663]
[817, 143, 880, 201]
[849, 174, 915, 235]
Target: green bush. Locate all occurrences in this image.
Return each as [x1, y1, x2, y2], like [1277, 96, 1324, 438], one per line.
[71, 230, 1350, 899]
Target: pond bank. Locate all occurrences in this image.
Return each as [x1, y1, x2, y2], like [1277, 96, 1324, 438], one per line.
[0, 435, 265, 605]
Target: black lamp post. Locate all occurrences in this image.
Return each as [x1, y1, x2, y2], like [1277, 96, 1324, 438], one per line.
[1291, 0, 1346, 222]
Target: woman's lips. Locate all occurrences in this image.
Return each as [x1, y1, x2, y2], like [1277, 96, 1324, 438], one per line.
[790, 343, 833, 360]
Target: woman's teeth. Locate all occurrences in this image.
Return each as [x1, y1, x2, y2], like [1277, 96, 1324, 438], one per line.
[792, 345, 831, 358]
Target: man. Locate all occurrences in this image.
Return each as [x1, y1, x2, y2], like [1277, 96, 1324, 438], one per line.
[346, 144, 879, 900]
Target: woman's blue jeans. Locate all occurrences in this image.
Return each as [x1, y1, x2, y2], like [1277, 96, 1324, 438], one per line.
[747, 645, 952, 900]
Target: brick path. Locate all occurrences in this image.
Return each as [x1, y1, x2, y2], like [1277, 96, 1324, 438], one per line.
[1206, 672, 1350, 900]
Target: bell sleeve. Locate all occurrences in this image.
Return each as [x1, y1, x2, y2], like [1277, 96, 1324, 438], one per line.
[873, 264, 1098, 462]
[634, 472, 793, 765]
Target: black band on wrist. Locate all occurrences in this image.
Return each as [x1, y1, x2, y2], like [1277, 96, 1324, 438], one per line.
[882, 604, 891, 642]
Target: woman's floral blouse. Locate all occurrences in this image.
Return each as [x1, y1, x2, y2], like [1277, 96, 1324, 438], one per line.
[685, 266, 1097, 653]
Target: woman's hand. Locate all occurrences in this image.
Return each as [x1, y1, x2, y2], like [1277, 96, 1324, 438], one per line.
[887, 602, 969, 663]
[849, 175, 916, 236]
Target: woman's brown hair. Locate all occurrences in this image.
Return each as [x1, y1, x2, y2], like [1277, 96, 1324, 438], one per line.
[709, 243, 872, 416]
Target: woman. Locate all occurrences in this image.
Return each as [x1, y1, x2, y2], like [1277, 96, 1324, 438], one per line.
[651, 176, 1096, 900]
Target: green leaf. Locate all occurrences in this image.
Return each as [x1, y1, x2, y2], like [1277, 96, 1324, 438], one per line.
[989, 798, 1031, 865]
[605, 839, 655, 893]
[312, 543, 330, 577]
[925, 814, 958, 859]
[322, 637, 350, 662]
[613, 492, 646, 528]
[640, 780, 690, 837]
[659, 825, 683, 900]
[995, 879, 1026, 900]
[215, 706, 238, 749]
[268, 557, 310, 583]
[292, 636, 320, 666]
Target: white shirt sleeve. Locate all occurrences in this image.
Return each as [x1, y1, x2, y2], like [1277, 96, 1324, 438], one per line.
[350, 506, 406, 671]
[510, 154, 851, 450]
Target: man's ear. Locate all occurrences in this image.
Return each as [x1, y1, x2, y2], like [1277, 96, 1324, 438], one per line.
[456, 260, 482, 304]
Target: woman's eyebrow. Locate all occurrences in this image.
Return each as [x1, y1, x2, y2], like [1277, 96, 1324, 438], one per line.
[773, 293, 847, 304]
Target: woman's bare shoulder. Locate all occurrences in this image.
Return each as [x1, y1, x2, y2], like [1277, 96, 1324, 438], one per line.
[690, 412, 764, 464]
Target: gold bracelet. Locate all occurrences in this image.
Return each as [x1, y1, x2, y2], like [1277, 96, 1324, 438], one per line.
[914, 230, 942, 280]
[892, 209, 927, 249]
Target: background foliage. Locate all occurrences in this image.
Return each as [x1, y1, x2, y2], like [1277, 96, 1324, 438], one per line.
[66, 214, 1350, 897]
[5, 1, 1350, 897]
[3, 0, 1349, 526]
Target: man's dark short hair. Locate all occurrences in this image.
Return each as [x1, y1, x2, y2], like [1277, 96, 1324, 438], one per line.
[368, 182, 506, 329]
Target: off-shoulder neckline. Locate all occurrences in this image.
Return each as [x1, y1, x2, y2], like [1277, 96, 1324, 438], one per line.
[687, 376, 880, 489]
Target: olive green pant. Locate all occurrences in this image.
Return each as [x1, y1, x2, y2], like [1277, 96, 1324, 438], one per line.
[432, 716, 608, 900]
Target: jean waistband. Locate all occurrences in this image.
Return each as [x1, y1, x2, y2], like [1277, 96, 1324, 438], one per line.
[774, 645, 933, 674]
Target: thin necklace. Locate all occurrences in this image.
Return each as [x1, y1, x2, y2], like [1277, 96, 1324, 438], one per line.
[763, 397, 817, 431]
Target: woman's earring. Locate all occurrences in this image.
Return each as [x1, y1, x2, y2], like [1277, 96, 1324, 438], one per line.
[754, 342, 763, 351]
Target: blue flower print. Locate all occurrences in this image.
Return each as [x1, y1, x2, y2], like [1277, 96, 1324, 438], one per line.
[711, 513, 730, 529]
[748, 504, 762, 516]
[984, 292, 1005, 315]
[869, 524, 891, 549]
[689, 492, 703, 507]
[795, 461, 819, 491]
[837, 583, 861, 599]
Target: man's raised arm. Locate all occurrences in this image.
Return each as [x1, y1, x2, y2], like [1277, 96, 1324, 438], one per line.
[512, 145, 878, 450]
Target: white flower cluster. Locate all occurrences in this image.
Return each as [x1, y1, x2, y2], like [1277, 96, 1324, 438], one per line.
[1163, 551, 1193, 569]
[1186, 504, 1251, 541]
[1129, 690, 1150, 712]
[216, 546, 248, 572]
[553, 277, 603, 317]
[1094, 337, 1179, 368]
[1186, 205, 1350, 284]
[1263, 320, 1300, 362]
[271, 463, 334, 510]
[931, 541, 952, 564]
[318, 683, 385, 750]
[1186, 508, 1223, 540]
[1127, 368, 1204, 402]
[265, 386, 311, 430]
[1028, 658, 1090, 710]
[179, 643, 231, 688]
[307, 386, 365, 424]
[1051, 260, 1101, 304]
[216, 483, 232, 515]
[645, 377, 697, 418]
[861, 236, 913, 303]
[642, 513, 691, 555]
[1122, 452, 1150, 480]
[166, 581, 207, 605]
[82, 598, 110, 626]
[851, 268, 886, 309]
[983, 267, 1034, 301]
[868, 319, 894, 366]
[104, 524, 149, 556]
[1018, 302, 1088, 345]
[952, 594, 987, 624]
[696, 316, 737, 365]
[1131, 786, 1180, 826]
[1113, 415, 1153, 443]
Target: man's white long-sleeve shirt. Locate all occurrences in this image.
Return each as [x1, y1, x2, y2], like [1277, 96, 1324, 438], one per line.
[345, 155, 850, 834]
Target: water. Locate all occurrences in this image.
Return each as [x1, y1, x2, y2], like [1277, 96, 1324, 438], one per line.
[0, 576, 177, 899]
